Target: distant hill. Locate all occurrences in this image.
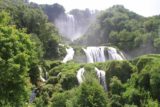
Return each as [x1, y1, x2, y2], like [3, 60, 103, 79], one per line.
[76, 5, 160, 57]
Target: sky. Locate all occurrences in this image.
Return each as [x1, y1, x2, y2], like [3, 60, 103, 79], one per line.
[29, 0, 160, 17]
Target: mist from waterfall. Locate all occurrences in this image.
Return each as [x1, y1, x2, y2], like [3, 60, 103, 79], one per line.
[54, 10, 97, 41]
[55, 14, 77, 41]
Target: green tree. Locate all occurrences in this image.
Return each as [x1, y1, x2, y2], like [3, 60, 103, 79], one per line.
[0, 0, 60, 59]
[0, 25, 38, 106]
[77, 78, 107, 107]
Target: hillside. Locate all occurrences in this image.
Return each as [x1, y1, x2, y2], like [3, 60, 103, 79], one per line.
[76, 5, 160, 57]
[0, 1, 160, 107]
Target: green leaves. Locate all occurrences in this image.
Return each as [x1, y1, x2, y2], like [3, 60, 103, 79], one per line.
[0, 25, 38, 106]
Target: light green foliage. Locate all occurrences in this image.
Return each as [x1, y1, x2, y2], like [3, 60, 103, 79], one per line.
[0, 25, 38, 106]
[0, 11, 11, 25]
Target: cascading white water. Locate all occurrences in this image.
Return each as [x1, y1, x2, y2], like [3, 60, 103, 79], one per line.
[55, 13, 77, 41]
[83, 46, 125, 63]
[95, 67, 107, 91]
[38, 66, 46, 82]
[107, 47, 123, 60]
[55, 11, 96, 41]
[29, 89, 37, 103]
[62, 47, 75, 63]
[83, 46, 106, 63]
[76, 68, 85, 84]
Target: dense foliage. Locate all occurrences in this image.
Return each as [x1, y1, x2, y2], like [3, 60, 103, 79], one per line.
[28, 54, 160, 106]
[77, 5, 160, 57]
[1, 1, 160, 107]
[0, 0, 60, 59]
[0, 11, 38, 106]
[40, 3, 65, 22]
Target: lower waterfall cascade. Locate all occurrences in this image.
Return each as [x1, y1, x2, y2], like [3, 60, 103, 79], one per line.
[76, 68, 85, 84]
[38, 66, 46, 82]
[62, 45, 125, 91]
[95, 67, 107, 91]
[62, 47, 75, 63]
[29, 89, 37, 103]
[76, 67, 108, 91]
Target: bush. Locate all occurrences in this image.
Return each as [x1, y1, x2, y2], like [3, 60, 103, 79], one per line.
[105, 61, 136, 83]
[77, 78, 107, 107]
[0, 25, 38, 106]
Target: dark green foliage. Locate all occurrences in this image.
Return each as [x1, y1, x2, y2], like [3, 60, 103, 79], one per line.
[47, 77, 58, 84]
[51, 92, 67, 107]
[29, 65, 40, 85]
[0, 0, 60, 59]
[104, 61, 136, 83]
[30, 54, 160, 106]
[108, 94, 123, 107]
[77, 78, 107, 107]
[78, 5, 160, 56]
[41, 3, 65, 22]
[60, 73, 78, 90]
[51, 88, 78, 107]
[110, 76, 124, 95]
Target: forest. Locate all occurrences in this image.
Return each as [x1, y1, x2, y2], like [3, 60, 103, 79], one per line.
[0, 0, 160, 107]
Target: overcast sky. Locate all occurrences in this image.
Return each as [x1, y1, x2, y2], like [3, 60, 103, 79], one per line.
[29, 0, 160, 17]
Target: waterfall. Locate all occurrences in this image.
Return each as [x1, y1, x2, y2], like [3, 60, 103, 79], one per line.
[83, 46, 125, 63]
[55, 13, 77, 40]
[83, 46, 106, 63]
[95, 67, 107, 91]
[76, 68, 85, 84]
[62, 47, 75, 63]
[38, 66, 46, 82]
[29, 89, 37, 103]
[76, 67, 107, 91]
[55, 11, 96, 41]
[107, 47, 123, 60]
